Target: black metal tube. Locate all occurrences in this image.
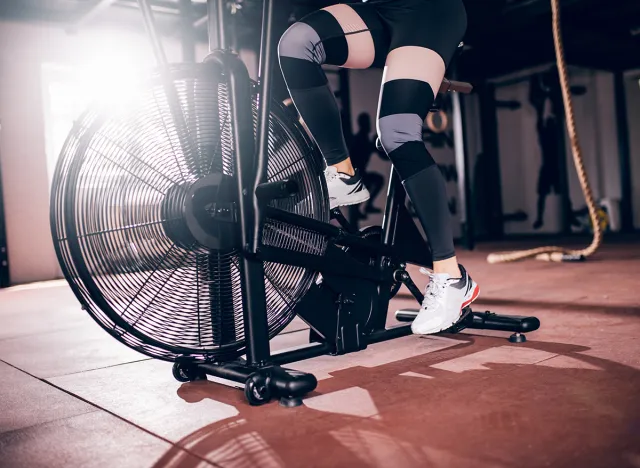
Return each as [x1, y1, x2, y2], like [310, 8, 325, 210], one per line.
[394, 309, 541, 334]
[240, 259, 272, 366]
[381, 170, 403, 247]
[197, 362, 255, 383]
[263, 206, 394, 255]
[255, 180, 298, 201]
[368, 325, 413, 343]
[216, 0, 226, 49]
[331, 208, 358, 233]
[138, 0, 169, 67]
[222, 51, 271, 366]
[252, 0, 276, 252]
[206, 0, 223, 52]
[394, 309, 419, 322]
[271, 343, 332, 365]
[399, 273, 424, 303]
[259, 246, 386, 281]
[265, 206, 340, 237]
[366, 169, 404, 331]
[466, 312, 540, 333]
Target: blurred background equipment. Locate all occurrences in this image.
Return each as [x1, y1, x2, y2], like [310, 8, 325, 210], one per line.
[487, 0, 602, 263]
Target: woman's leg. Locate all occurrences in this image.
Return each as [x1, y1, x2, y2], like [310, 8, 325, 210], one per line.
[375, 0, 478, 334]
[377, 46, 459, 275]
[278, 4, 388, 208]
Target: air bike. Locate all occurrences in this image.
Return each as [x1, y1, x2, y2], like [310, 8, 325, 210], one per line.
[50, 0, 540, 407]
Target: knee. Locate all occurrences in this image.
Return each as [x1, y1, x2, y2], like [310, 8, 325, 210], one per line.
[377, 113, 435, 179]
[376, 113, 424, 156]
[278, 22, 325, 65]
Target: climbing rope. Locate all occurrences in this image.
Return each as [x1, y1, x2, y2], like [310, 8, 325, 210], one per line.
[487, 0, 603, 263]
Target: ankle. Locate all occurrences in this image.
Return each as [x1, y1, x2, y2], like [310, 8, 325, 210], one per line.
[432, 257, 461, 278]
[332, 159, 355, 176]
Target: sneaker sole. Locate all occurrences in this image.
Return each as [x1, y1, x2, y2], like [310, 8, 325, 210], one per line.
[438, 283, 480, 333]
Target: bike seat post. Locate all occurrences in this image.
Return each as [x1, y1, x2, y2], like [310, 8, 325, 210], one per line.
[207, 0, 227, 52]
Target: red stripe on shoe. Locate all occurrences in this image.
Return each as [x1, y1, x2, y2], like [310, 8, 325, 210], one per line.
[461, 284, 480, 310]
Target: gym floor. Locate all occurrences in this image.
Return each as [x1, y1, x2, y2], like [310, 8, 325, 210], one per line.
[1, 238, 639, 468]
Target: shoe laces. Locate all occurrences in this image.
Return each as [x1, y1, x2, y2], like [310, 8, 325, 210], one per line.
[420, 267, 450, 309]
[324, 167, 339, 183]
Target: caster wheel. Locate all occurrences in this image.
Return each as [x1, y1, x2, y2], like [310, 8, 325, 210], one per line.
[172, 362, 191, 382]
[245, 373, 272, 406]
[172, 362, 206, 382]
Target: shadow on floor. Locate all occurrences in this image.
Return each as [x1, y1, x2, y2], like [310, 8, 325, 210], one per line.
[151, 336, 640, 468]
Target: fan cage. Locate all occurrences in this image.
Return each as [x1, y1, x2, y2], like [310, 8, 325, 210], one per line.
[50, 63, 329, 361]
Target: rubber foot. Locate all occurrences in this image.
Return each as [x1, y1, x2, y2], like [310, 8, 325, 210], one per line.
[279, 397, 303, 408]
[509, 332, 526, 343]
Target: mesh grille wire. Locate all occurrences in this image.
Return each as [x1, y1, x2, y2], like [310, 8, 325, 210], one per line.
[50, 63, 329, 361]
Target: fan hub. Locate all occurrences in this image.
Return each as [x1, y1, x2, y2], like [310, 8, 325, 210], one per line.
[162, 173, 240, 251]
[185, 173, 240, 251]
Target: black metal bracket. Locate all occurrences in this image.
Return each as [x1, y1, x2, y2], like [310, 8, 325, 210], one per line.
[334, 292, 365, 354]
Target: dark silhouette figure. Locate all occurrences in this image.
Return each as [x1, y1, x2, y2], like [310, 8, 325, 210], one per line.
[529, 74, 562, 230]
[348, 113, 385, 217]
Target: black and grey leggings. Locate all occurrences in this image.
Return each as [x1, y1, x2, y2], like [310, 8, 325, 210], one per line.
[278, 0, 467, 261]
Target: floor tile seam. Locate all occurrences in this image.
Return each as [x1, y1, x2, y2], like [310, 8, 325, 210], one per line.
[1, 359, 222, 468]
[0, 409, 101, 437]
[43, 357, 153, 379]
[0, 411, 219, 468]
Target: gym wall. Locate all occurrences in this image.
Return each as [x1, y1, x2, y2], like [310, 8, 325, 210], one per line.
[624, 70, 640, 229]
[344, 64, 630, 239]
[493, 66, 622, 235]
[0, 20, 256, 285]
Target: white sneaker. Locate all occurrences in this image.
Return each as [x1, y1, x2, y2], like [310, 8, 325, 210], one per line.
[324, 166, 370, 209]
[411, 264, 480, 335]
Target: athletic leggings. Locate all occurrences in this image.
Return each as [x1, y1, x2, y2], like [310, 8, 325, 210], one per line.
[278, 0, 467, 261]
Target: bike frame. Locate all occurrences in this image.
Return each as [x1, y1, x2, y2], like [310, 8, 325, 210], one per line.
[137, 0, 432, 364]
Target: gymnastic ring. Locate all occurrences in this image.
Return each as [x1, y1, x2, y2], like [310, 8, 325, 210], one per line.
[426, 110, 448, 133]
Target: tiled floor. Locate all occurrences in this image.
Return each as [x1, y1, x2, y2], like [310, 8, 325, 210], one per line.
[1, 240, 639, 467]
